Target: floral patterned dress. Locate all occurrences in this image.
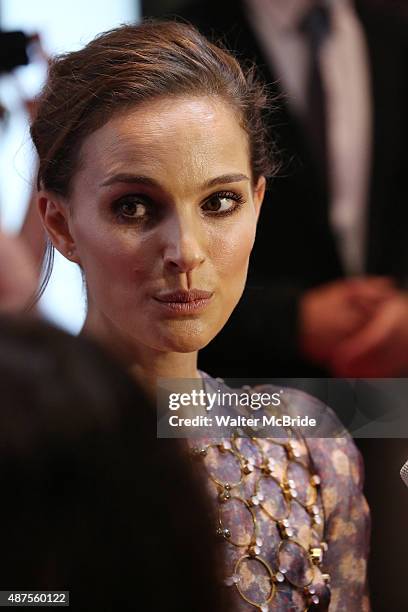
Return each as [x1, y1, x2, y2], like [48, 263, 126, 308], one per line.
[189, 374, 370, 611]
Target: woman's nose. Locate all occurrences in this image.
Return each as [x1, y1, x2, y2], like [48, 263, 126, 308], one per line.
[162, 216, 206, 274]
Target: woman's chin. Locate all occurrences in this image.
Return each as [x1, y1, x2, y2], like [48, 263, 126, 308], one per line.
[158, 333, 210, 354]
[154, 319, 218, 354]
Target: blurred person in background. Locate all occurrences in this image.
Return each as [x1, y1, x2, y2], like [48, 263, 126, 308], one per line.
[0, 30, 47, 313]
[0, 316, 226, 612]
[0, 227, 38, 312]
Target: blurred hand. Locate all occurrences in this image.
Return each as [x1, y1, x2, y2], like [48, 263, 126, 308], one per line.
[0, 231, 38, 313]
[299, 277, 396, 365]
[331, 292, 408, 376]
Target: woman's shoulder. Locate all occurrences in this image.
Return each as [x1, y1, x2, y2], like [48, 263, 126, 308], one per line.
[202, 372, 366, 504]
[247, 381, 364, 486]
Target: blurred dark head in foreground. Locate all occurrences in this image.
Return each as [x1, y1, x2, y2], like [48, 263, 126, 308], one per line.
[0, 317, 225, 611]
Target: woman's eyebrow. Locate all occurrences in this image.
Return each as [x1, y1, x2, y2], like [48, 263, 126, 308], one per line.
[100, 174, 160, 188]
[100, 173, 250, 189]
[204, 173, 250, 188]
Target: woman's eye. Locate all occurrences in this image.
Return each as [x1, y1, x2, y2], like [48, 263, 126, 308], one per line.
[202, 193, 243, 215]
[115, 198, 148, 220]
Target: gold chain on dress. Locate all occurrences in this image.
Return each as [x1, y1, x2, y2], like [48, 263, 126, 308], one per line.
[190, 387, 331, 611]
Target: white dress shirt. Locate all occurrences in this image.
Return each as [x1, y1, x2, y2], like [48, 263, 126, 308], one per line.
[245, 0, 372, 275]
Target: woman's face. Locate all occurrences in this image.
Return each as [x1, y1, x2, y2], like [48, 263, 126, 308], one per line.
[44, 96, 265, 353]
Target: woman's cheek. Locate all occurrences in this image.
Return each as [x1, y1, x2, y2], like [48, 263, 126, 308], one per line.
[212, 219, 257, 277]
[75, 222, 142, 276]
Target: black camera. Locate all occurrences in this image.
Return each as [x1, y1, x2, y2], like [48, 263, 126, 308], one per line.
[0, 30, 31, 73]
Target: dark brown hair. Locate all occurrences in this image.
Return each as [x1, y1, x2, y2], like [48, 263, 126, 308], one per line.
[31, 19, 275, 196]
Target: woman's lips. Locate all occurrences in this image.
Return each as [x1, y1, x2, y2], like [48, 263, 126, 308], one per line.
[153, 289, 214, 314]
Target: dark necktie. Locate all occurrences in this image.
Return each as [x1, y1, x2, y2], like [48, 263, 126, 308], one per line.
[300, 3, 332, 184]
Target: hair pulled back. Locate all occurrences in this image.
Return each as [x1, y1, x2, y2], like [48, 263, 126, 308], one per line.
[30, 20, 276, 197]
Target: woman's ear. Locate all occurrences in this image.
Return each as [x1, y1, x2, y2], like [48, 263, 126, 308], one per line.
[37, 192, 79, 263]
[253, 176, 266, 221]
